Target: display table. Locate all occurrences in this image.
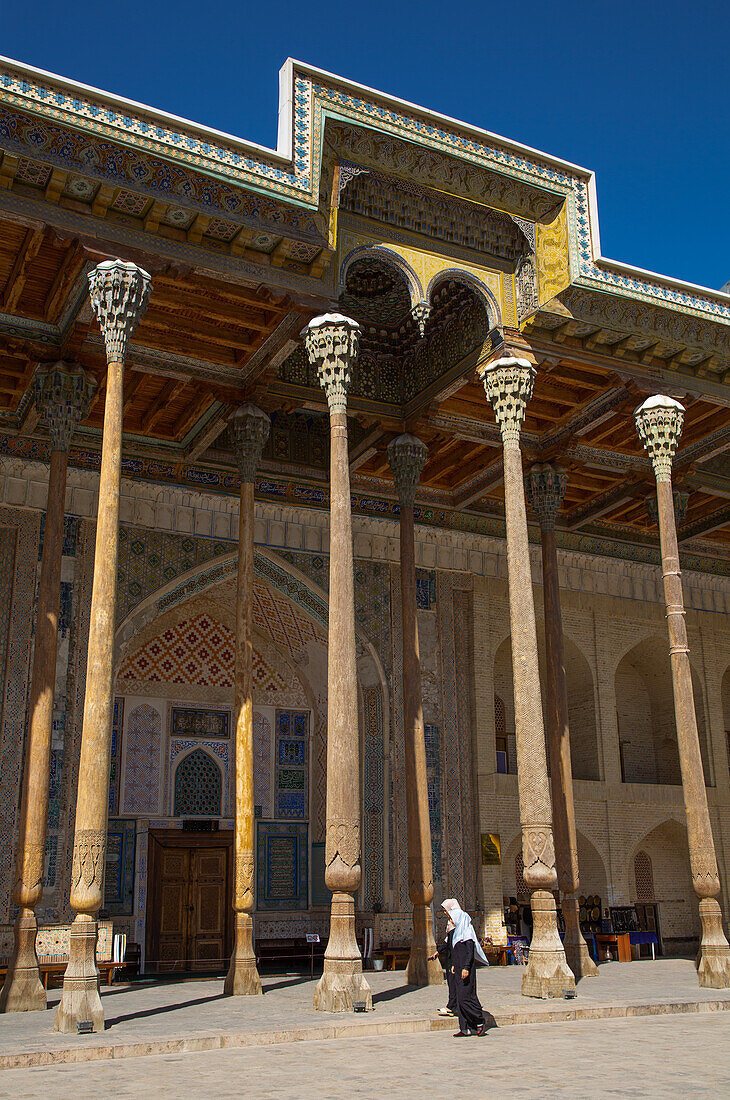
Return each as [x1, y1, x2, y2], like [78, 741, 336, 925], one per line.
[595, 932, 632, 962]
[629, 930, 658, 959]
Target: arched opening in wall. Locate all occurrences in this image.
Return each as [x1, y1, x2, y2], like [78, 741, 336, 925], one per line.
[630, 820, 699, 955]
[563, 637, 600, 781]
[615, 638, 712, 787]
[174, 748, 222, 817]
[576, 831, 608, 903]
[493, 634, 601, 781]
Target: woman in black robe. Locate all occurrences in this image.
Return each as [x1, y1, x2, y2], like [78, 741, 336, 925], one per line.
[430, 913, 457, 1017]
[441, 898, 488, 1037]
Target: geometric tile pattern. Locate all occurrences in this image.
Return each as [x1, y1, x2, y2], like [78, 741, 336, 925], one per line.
[275, 710, 308, 819]
[117, 613, 288, 694]
[254, 711, 273, 818]
[173, 747, 222, 817]
[122, 703, 162, 814]
[169, 739, 229, 817]
[363, 687, 384, 909]
[116, 527, 232, 624]
[634, 850, 654, 901]
[424, 723, 442, 881]
[108, 697, 125, 815]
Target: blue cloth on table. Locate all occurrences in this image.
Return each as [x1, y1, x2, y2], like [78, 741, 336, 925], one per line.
[629, 931, 657, 945]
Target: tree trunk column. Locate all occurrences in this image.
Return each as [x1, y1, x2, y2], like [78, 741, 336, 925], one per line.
[55, 261, 151, 1034]
[481, 356, 574, 999]
[387, 435, 442, 987]
[224, 404, 270, 997]
[1, 364, 95, 1014]
[635, 395, 730, 988]
[304, 314, 372, 1012]
[526, 464, 598, 980]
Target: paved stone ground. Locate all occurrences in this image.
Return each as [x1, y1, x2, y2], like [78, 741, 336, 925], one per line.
[1, 958, 729, 1069]
[3, 1013, 730, 1098]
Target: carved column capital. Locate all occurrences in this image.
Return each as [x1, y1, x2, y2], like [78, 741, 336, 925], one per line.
[480, 356, 536, 445]
[302, 313, 360, 413]
[635, 395, 684, 482]
[525, 463, 567, 531]
[411, 301, 430, 338]
[387, 434, 428, 508]
[88, 259, 151, 364]
[232, 404, 271, 483]
[33, 360, 96, 452]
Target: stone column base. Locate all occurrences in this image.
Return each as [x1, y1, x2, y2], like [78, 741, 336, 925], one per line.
[562, 895, 599, 980]
[314, 891, 372, 1012]
[54, 914, 104, 1033]
[224, 913, 262, 996]
[406, 903, 443, 987]
[522, 890, 576, 999]
[697, 898, 730, 989]
[0, 909, 46, 1013]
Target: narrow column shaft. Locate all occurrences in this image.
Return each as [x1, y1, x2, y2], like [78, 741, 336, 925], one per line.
[314, 406, 372, 1011]
[656, 478, 730, 984]
[540, 524, 598, 979]
[400, 503, 441, 986]
[224, 478, 262, 995]
[0, 449, 68, 1013]
[483, 355, 574, 999]
[635, 393, 730, 988]
[56, 259, 150, 1034]
[55, 357, 123, 1034]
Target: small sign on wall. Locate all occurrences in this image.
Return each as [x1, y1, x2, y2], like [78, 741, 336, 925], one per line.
[481, 832, 501, 867]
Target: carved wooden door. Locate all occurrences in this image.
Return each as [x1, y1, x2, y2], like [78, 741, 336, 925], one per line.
[157, 846, 190, 971]
[189, 847, 228, 970]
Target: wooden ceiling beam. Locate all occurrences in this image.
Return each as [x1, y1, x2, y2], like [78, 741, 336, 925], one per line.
[172, 391, 215, 441]
[140, 378, 188, 434]
[185, 405, 233, 462]
[2, 226, 46, 311]
[44, 240, 86, 321]
[679, 502, 730, 543]
[140, 315, 260, 352]
[122, 370, 147, 416]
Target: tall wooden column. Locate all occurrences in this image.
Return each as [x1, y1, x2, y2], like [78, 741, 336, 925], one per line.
[387, 435, 442, 987]
[481, 356, 574, 998]
[0, 362, 95, 1014]
[635, 395, 730, 987]
[55, 261, 150, 1033]
[224, 404, 270, 996]
[304, 314, 372, 1012]
[526, 464, 598, 980]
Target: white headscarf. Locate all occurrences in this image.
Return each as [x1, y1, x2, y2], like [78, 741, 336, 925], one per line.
[442, 899, 488, 965]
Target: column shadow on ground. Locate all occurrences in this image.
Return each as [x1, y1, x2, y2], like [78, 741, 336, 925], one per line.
[372, 983, 413, 1004]
[104, 992, 227, 1028]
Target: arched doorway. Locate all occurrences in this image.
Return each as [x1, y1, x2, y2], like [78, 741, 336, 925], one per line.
[630, 820, 699, 955]
[615, 637, 711, 786]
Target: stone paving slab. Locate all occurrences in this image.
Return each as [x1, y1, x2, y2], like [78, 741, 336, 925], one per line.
[1, 958, 729, 1070]
[4, 1014, 730, 1099]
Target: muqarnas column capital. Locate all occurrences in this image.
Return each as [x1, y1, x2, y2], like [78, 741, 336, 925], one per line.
[480, 356, 536, 445]
[232, 404, 271, 483]
[88, 259, 151, 364]
[525, 463, 567, 531]
[387, 434, 428, 509]
[33, 360, 96, 453]
[302, 313, 360, 413]
[635, 394, 684, 482]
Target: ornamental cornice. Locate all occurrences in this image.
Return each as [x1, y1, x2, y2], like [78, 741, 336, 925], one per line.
[2, 56, 730, 330]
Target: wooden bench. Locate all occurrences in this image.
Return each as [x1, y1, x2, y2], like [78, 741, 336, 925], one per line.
[0, 920, 119, 989]
[380, 942, 411, 970]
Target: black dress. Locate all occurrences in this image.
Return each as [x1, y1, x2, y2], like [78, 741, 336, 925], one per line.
[451, 938, 484, 1033]
[441, 929, 457, 1013]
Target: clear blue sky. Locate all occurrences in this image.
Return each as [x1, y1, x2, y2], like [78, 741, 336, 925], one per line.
[3, 0, 728, 290]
